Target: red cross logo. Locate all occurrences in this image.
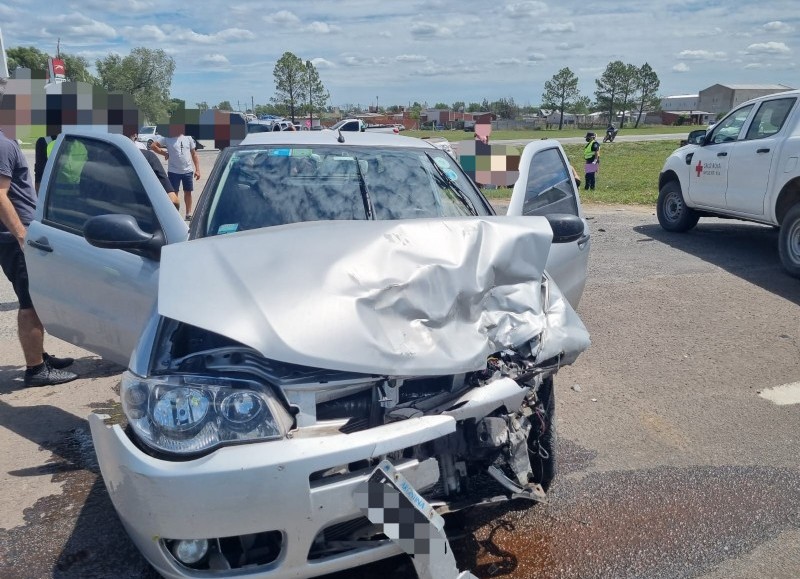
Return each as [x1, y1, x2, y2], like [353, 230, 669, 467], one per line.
[695, 160, 703, 178]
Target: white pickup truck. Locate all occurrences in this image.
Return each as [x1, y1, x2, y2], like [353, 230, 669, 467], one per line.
[329, 118, 400, 134]
[657, 89, 800, 277]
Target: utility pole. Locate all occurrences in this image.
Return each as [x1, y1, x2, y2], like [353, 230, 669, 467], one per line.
[251, 96, 254, 114]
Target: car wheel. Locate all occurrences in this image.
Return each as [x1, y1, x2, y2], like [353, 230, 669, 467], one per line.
[657, 181, 699, 232]
[146, 139, 153, 149]
[528, 376, 556, 492]
[778, 204, 800, 279]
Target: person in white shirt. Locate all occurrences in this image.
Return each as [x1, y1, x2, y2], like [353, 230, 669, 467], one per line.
[150, 130, 201, 220]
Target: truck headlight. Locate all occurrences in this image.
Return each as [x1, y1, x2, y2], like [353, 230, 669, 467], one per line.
[121, 372, 292, 455]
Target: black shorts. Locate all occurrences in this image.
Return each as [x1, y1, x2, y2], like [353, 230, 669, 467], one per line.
[0, 242, 34, 310]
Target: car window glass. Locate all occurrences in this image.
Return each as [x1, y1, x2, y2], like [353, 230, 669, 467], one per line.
[522, 148, 579, 217]
[204, 146, 488, 236]
[745, 98, 796, 140]
[708, 104, 754, 144]
[44, 136, 158, 234]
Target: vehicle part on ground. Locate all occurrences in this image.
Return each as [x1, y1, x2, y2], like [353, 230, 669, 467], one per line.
[657, 180, 700, 232]
[528, 376, 557, 491]
[778, 203, 800, 278]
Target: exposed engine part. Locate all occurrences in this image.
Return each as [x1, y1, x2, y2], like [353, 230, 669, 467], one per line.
[487, 466, 547, 503]
[377, 379, 400, 408]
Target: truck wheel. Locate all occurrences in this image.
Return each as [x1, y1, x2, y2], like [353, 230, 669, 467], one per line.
[528, 377, 556, 492]
[657, 181, 699, 232]
[778, 204, 800, 278]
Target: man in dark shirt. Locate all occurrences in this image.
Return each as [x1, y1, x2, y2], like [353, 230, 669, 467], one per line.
[0, 86, 78, 386]
[123, 127, 180, 210]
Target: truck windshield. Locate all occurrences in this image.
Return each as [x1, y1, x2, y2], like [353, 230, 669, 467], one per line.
[202, 146, 488, 237]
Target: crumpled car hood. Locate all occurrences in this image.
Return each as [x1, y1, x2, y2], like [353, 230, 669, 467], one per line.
[159, 217, 589, 375]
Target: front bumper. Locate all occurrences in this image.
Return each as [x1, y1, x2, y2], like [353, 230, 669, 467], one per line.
[89, 413, 454, 578]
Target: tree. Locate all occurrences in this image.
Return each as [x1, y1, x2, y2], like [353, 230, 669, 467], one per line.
[616, 63, 639, 128]
[61, 54, 95, 83]
[96, 48, 175, 123]
[272, 51, 306, 122]
[634, 63, 660, 128]
[594, 60, 628, 126]
[7, 46, 95, 82]
[466, 102, 482, 113]
[304, 60, 329, 127]
[6, 46, 48, 74]
[541, 67, 580, 130]
[433, 102, 449, 110]
[195, 101, 209, 112]
[569, 96, 592, 116]
[451, 100, 465, 112]
[217, 100, 233, 111]
[491, 97, 519, 119]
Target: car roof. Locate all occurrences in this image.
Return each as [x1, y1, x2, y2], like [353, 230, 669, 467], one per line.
[240, 131, 438, 148]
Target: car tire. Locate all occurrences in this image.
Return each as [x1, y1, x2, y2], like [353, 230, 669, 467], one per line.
[146, 139, 153, 150]
[778, 204, 800, 279]
[528, 376, 556, 492]
[657, 181, 700, 232]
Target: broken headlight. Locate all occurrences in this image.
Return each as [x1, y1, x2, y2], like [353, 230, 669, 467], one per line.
[121, 372, 292, 455]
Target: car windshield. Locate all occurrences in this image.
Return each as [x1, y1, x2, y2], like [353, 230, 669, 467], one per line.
[140, 126, 155, 135]
[202, 145, 487, 237]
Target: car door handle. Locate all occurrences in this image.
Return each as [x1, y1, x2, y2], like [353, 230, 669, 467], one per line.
[577, 234, 590, 249]
[27, 237, 53, 253]
[717, 152, 728, 157]
[757, 148, 770, 153]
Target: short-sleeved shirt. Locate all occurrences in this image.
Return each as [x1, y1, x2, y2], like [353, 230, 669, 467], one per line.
[0, 131, 38, 244]
[156, 135, 196, 174]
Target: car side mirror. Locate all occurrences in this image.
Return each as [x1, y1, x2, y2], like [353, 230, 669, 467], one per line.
[84, 214, 165, 260]
[545, 213, 584, 244]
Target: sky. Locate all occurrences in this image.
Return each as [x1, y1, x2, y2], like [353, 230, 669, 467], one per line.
[1, 0, 797, 111]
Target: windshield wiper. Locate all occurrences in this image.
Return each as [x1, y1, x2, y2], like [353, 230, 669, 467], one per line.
[353, 157, 374, 220]
[424, 152, 478, 216]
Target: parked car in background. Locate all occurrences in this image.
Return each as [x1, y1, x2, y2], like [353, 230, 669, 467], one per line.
[136, 125, 161, 149]
[658, 89, 800, 277]
[27, 130, 590, 579]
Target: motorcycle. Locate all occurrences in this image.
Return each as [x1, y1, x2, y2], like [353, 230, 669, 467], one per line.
[603, 127, 618, 143]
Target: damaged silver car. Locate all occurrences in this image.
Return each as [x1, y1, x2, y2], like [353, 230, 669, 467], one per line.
[27, 130, 591, 578]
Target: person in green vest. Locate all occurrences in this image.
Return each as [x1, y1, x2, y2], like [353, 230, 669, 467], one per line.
[33, 134, 58, 193]
[583, 131, 600, 191]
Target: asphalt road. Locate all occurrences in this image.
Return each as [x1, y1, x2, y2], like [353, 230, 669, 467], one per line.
[1, 152, 798, 578]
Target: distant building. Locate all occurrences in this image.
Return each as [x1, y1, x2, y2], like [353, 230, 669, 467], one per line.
[660, 94, 699, 111]
[698, 84, 794, 115]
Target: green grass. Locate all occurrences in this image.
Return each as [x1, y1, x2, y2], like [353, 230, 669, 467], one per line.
[404, 125, 689, 141]
[475, 139, 681, 205]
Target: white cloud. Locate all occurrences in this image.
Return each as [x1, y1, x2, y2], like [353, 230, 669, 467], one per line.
[527, 53, 546, 62]
[264, 10, 300, 26]
[341, 54, 387, 67]
[42, 13, 116, 40]
[743, 62, 770, 69]
[539, 22, 575, 33]
[762, 21, 793, 34]
[310, 57, 335, 68]
[496, 58, 523, 65]
[505, 1, 547, 18]
[556, 42, 585, 51]
[410, 22, 453, 38]
[677, 50, 727, 61]
[199, 54, 230, 69]
[672, 63, 690, 72]
[75, 0, 155, 12]
[396, 54, 427, 63]
[304, 21, 341, 34]
[745, 42, 791, 55]
[123, 25, 254, 45]
[378, 31, 392, 38]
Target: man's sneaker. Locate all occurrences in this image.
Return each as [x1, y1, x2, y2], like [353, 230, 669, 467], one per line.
[43, 352, 74, 370]
[185, 213, 192, 221]
[24, 361, 78, 387]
